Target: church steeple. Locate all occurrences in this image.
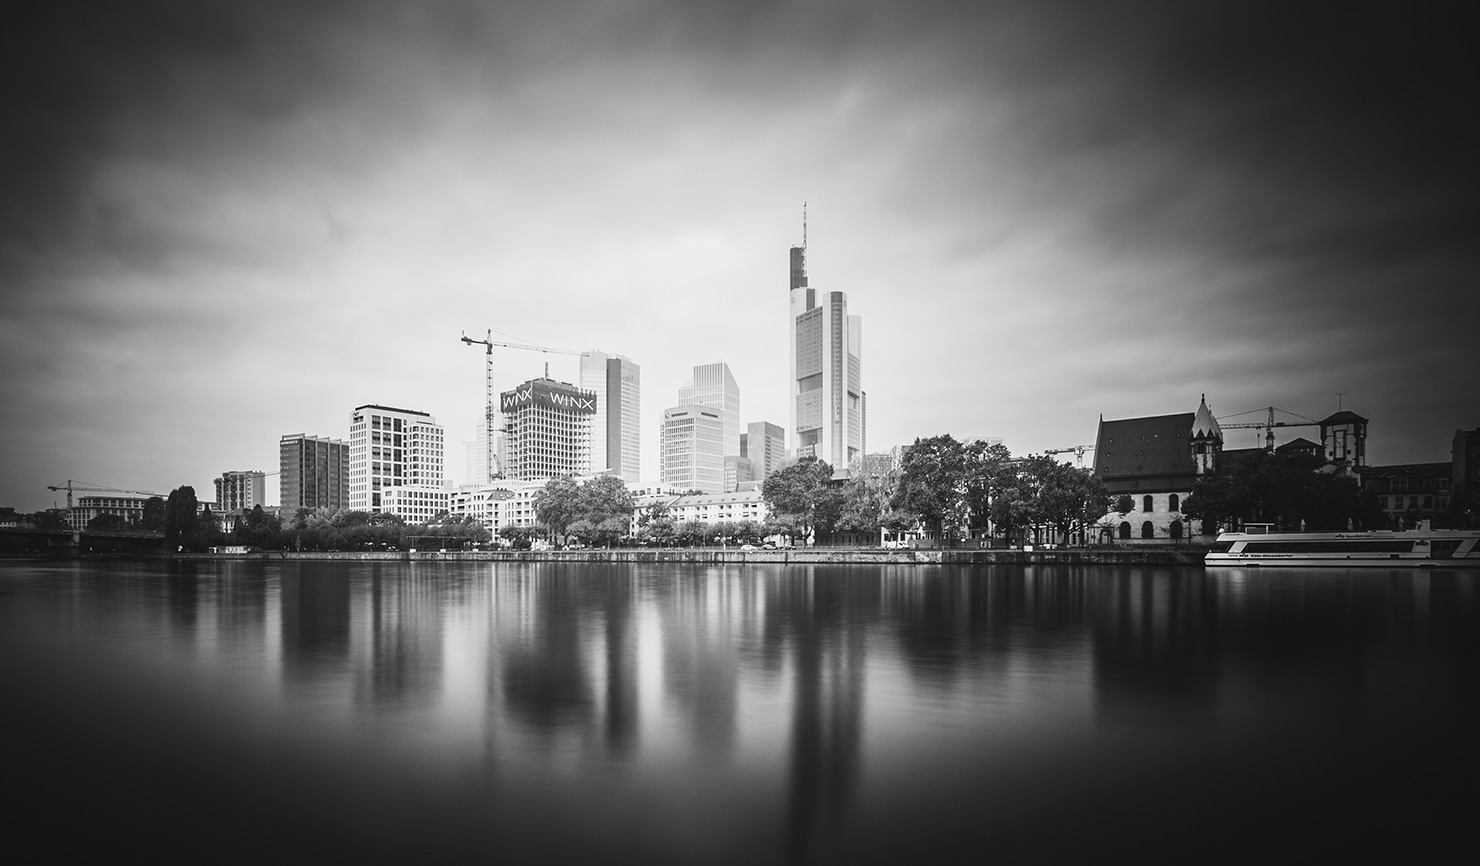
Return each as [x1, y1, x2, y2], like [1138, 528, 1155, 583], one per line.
[1190, 394, 1222, 474]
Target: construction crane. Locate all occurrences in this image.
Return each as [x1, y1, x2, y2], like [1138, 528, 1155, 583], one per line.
[460, 330, 583, 484]
[46, 480, 164, 511]
[1217, 406, 1320, 452]
[1043, 445, 1094, 467]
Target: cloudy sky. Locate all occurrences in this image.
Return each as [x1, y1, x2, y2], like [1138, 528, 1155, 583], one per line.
[2, 0, 1473, 511]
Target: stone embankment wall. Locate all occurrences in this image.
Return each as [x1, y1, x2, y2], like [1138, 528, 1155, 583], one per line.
[183, 547, 1208, 566]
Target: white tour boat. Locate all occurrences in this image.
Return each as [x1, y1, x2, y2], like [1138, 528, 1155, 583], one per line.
[1205, 521, 1480, 567]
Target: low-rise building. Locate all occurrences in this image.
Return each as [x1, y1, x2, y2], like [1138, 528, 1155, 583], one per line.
[1360, 463, 1452, 529]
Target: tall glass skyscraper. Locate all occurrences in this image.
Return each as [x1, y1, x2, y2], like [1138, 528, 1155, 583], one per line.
[676, 362, 740, 458]
[580, 350, 641, 483]
[661, 361, 739, 494]
[788, 231, 863, 476]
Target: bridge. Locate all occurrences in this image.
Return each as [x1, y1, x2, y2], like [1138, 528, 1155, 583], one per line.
[0, 527, 171, 558]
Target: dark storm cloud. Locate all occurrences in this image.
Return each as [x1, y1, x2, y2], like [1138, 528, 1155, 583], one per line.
[0, 1, 1473, 509]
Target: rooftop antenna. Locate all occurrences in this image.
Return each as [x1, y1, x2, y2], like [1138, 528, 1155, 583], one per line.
[802, 201, 807, 247]
[1337, 392, 1344, 411]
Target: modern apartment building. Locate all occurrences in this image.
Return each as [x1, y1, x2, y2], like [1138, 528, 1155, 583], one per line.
[214, 470, 266, 512]
[279, 434, 349, 512]
[348, 405, 445, 512]
[660, 404, 726, 494]
[788, 232, 863, 476]
[497, 378, 597, 480]
[580, 350, 641, 483]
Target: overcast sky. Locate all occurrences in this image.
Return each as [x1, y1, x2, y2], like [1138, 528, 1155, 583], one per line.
[2, 0, 1473, 512]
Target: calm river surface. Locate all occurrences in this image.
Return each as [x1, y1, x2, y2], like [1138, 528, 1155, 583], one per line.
[3, 559, 1476, 862]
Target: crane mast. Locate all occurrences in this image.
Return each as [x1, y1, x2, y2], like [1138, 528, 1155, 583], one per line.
[460, 330, 585, 485]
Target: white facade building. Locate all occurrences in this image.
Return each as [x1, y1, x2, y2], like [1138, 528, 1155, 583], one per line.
[677, 362, 740, 459]
[661, 404, 726, 494]
[349, 404, 445, 513]
[214, 470, 266, 512]
[788, 238, 864, 477]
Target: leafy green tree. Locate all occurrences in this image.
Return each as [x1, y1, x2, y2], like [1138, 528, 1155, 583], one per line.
[762, 457, 841, 542]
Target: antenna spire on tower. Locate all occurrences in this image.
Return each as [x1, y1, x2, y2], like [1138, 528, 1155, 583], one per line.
[803, 201, 807, 247]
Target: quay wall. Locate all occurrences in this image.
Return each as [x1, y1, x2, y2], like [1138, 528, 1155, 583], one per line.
[179, 548, 1209, 566]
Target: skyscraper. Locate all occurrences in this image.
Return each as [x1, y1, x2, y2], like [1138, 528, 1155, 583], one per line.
[498, 378, 597, 480]
[677, 362, 740, 458]
[661, 405, 726, 493]
[743, 421, 787, 480]
[279, 434, 348, 512]
[788, 224, 863, 476]
[580, 350, 641, 483]
[347, 405, 445, 512]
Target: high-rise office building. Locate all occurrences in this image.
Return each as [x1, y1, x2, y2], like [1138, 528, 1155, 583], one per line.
[279, 434, 349, 512]
[498, 378, 597, 480]
[788, 228, 863, 476]
[661, 404, 726, 494]
[348, 405, 445, 512]
[677, 362, 740, 458]
[214, 470, 266, 512]
[580, 350, 641, 483]
[742, 421, 787, 481]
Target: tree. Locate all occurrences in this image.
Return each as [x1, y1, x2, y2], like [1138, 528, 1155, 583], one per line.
[164, 486, 200, 551]
[140, 496, 166, 531]
[1184, 451, 1370, 532]
[535, 475, 634, 543]
[762, 457, 841, 542]
[962, 440, 1016, 540]
[1031, 460, 1111, 545]
[891, 435, 969, 541]
[87, 513, 128, 532]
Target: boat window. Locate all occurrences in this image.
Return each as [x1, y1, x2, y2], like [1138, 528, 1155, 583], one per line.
[1209, 541, 1234, 553]
[1242, 541, 1415, 554]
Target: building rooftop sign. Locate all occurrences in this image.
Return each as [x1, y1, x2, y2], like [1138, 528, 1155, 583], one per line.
[500, 379, 598, 414]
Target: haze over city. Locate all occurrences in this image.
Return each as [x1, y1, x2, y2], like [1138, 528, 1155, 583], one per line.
[2, 0, 1473, 512]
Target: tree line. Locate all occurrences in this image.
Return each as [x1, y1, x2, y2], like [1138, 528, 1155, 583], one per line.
[760, 436, 1113, 546]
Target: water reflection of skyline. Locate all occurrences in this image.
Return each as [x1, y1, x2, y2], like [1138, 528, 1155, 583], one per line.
[4, 560, 1475, 860]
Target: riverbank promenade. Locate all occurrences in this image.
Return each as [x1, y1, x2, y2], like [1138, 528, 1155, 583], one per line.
[178, 546, 1210, 566]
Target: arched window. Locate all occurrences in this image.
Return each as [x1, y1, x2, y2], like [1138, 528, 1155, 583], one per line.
[1168, 494, 1180, 513]
[1169, 519, 1183, 539]
[1142, 495, 1154, 513]
[1118, 522, 1131, 540]
[1141, 521, 1154, 539]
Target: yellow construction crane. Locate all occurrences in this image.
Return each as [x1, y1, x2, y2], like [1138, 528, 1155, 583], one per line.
[460, 330, 583, 483]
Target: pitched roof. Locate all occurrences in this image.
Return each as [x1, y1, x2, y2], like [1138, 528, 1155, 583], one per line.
[1276, 436, 1322, 451]
[1191, 395, 1222, 441]
[1093, 413, 1197, 482]
[1320, 410, 1367, 425]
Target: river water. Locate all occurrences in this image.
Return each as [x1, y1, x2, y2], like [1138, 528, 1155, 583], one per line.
[2, 559, 1475, 862]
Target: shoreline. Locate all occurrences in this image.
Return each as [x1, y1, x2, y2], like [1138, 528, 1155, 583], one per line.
[161, 547, 1211, 565]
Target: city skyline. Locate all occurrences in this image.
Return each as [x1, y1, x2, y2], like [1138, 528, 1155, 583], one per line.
[2, 2, 1473, 512]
